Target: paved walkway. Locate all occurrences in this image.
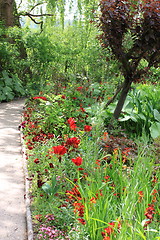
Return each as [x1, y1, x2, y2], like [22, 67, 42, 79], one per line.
[0, 99, 27, 240]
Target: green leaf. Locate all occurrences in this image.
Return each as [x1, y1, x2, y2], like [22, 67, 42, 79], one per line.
[118, 115, 131, 121]
[138, 113, 146, 121]
[154, 109, 160, 122]
[2, 70, 13, 86]
[42, 176, 59, 196]
[42, 183, 52, 195]
[3, 86, 14, 100]
[150, 122, 160, 139]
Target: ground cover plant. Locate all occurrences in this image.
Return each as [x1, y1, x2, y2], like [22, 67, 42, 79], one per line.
[21, 81, 159, 240]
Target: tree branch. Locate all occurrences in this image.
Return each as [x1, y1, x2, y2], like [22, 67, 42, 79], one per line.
[105, 82, 124, 108]
[29, 2, 46, 13]
[26, 13, 54, 17]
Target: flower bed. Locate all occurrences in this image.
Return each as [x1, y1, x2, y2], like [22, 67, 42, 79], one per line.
[21, 84, 159, 240]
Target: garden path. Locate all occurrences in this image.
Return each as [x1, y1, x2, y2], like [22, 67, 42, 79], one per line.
[0, 99, 27, 240]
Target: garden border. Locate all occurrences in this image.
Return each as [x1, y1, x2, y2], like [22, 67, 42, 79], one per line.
[20, 126, 34, 240]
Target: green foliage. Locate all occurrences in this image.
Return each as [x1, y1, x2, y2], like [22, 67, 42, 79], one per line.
[106, 84, 160, 138]
[0, 71, 25, 102]
[0, 26, 31, 90]
[42, 176, 59, 197]
[17, 22, 121, 97]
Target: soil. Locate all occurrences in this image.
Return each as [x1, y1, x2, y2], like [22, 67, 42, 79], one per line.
[0, 98, 27, 240]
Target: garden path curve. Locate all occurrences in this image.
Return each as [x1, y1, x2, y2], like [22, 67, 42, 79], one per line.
[0, 98, 27, 240]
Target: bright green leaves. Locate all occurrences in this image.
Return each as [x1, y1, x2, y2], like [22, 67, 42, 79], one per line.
[42, 176, 59, 197]
[0, 70, 25, 102]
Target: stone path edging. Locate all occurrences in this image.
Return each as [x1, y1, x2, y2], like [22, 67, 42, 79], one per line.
[20, 123, 34, 240]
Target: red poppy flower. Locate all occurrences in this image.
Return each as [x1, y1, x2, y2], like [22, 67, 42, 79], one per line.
[67, 117, 77, 131]
[65, 137, 80, 148]
[67, 117, 76, 125]
[84, 125, 92, 131]
[71, 157, 83, 166]
[52, 145, 67, 155]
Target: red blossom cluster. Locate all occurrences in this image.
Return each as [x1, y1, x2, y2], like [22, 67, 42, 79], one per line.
[25, 131, 55, 150]
[151, 189, 158, 203]
[66, 185, 86, 225]
[66, 185, 82, 202]
[67, 117, 77, 131]
[65, 137, 80, 148]
[144, 203, 155, 228]
[73, 202, 85, 217]
[101, 221, 121, 240]
[77, 218, 86, 225]
[32, 132, 55, 143]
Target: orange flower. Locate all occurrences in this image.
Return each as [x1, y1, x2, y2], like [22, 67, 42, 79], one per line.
[90, 197, 96, 204]
[138, 191, 144, 202]
[73, 202, 85, 217]
[138, 191, 144, 197]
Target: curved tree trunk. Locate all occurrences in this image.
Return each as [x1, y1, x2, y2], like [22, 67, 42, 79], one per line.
[113, 78, 133, 119]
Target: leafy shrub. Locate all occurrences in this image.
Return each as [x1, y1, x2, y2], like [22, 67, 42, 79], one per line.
[106, 84, 160, 138]
[0, 70, 25, 102]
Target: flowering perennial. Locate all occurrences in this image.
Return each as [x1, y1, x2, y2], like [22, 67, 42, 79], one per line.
[51, 145, 67, 155]
[71, 157, 83, 166]
[65, 137, 80, 148]
[67, 117, 77, 131]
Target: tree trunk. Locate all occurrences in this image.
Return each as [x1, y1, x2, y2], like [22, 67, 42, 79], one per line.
[0, 0, 20, 27]
[113, 78, 133, 119]
[0, 0, 32, 84]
